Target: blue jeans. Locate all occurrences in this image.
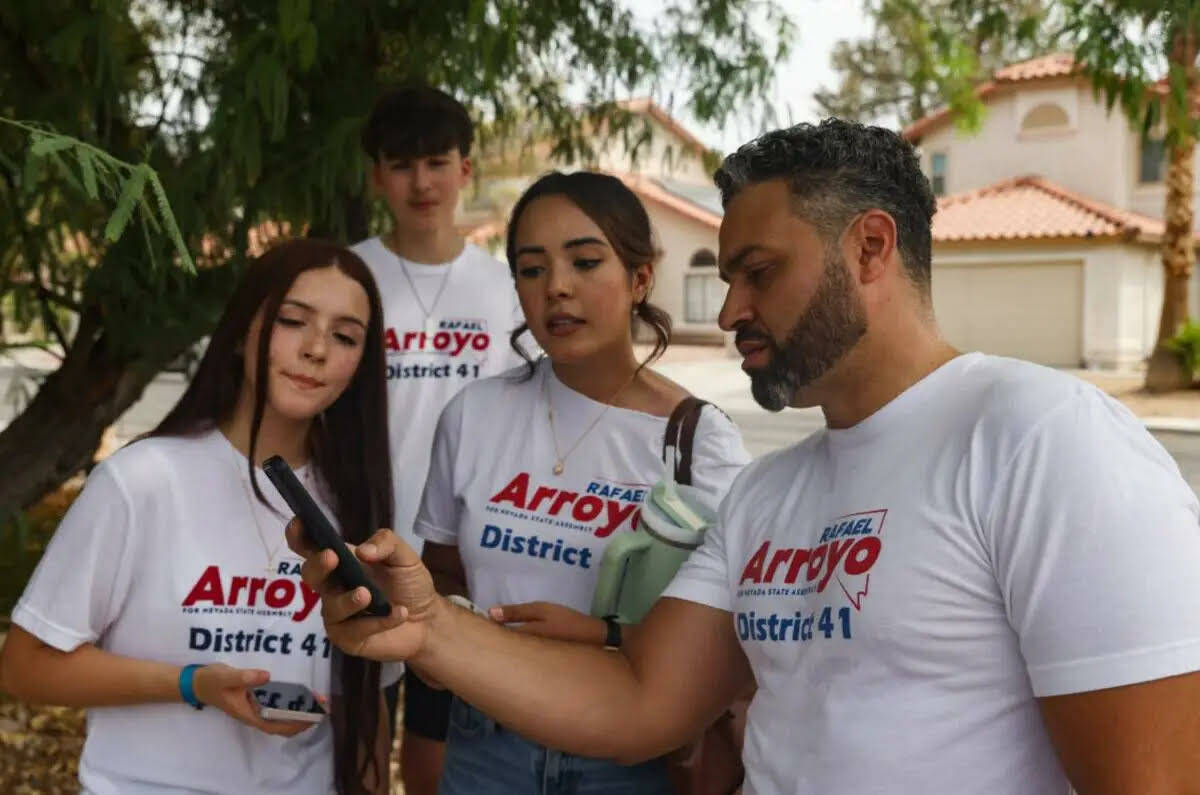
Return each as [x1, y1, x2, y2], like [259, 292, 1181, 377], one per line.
[438, 697, 673, 795]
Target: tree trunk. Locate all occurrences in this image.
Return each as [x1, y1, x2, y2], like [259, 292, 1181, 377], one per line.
[1146, 34, 1198, 393]
[0, 316, 168, 519]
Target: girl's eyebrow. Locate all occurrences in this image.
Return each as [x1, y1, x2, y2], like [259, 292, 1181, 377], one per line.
[281, 299, 367, 329]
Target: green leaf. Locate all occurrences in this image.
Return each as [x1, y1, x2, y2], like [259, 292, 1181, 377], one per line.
[21, 148, 43, 194]
[148, 172, 195, 274]
[138, 196, 162, 234]
[278, 0, 304, 43]
[104, 165, 148, 243]
[270, 62, 289, 139]
[46, 151, 82, 193]
[28, 132, 75, 158]
[1015, 14, 1039, 43]
[469, 0, 487, 27]
[79, 151, 99, 200]
[139, 211, 159, 272]
[249, 54, 290, 140]
[297, 23, 318, 70]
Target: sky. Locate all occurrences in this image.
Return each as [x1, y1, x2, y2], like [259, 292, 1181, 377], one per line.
[647, 0, 875, 153]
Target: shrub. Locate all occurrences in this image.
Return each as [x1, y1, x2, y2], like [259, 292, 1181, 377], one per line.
[1166, 319, 1200, 385]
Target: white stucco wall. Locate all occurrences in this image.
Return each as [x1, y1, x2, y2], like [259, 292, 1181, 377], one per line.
[1125, 138, 1200, 219]
[1083, 236, 1199, 347]
[917, 82, 1133, 209]
[1086, 243, 1162, 367]
[932, 241, 1161, 369]
[1129, 178, 1169, 219]
[916, 79, 1200, 226]
[594, 118, 712, 185]
[1195, 263, 1200, 321]
[641, 203, 722, 340]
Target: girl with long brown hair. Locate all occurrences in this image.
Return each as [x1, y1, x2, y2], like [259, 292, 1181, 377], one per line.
[0, 239, 394, 794]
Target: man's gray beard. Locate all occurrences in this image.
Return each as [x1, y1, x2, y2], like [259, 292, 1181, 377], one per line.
[748, 250, 868, 412]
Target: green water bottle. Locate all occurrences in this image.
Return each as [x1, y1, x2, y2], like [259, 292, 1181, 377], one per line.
[590, 482, 717, 624]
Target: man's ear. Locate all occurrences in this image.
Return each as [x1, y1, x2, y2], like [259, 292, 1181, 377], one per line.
[460, 156, 473, 185]
[853, 210, 899, 286]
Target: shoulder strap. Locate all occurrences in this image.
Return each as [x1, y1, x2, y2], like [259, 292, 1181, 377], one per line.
[662, 396, 710, 486]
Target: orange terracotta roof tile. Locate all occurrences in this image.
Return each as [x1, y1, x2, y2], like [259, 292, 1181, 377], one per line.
[994, 53, 1077, 82]
[933, 175, 1167, 244]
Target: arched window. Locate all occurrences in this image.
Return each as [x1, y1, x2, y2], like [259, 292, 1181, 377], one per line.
[690, 248, 717, 268]
[1020, 103, 1071, 133]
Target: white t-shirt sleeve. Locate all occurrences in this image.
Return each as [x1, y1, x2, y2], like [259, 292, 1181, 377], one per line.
[660, 487, 738, 612]
[12, 463, 140, 652]
[688, 405, 752, 506]
[413, 390, 468, 545]
[987, 390, 1200, 697]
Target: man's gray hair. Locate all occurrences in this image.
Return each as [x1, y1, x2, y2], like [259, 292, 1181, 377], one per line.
[714, 118, 938, 289]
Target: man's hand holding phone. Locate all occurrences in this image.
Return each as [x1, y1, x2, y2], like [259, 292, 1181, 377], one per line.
[191, 664, 317, 737]
[284, 522, 445, 663]
[262, 456, 392, 618]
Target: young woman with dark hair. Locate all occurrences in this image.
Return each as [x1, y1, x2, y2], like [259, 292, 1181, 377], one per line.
[413, 171, 751, 794]
[0, 238, 395, 794]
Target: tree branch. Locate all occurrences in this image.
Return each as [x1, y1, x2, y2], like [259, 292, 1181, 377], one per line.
[33, 285, 69, 352]
[150, 51, 211, 66]
[815, 87, 920, 120]
[148, 13, 198, 141]
[35, 284, 84, 315]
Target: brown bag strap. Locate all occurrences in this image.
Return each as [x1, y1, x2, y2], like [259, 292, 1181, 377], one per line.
[662, 396, 709, 486]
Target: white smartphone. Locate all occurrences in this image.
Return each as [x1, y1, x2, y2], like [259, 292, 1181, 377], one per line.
[253, 681, 327, 723]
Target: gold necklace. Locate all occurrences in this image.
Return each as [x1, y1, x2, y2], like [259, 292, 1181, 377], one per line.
[544, 366, 637, 476]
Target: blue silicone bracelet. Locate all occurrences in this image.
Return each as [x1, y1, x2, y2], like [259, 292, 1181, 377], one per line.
[179, 664, 205, 710]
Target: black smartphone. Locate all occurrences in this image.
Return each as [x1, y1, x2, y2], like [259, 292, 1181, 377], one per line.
[253, 680, 327, 723]
[262, 455, 391, 618]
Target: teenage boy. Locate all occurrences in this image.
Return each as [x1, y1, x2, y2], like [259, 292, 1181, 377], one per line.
[352, 85, 523, 795]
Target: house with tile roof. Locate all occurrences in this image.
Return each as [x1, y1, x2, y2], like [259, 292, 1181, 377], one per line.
[462, 99, 728, 343]
[905, 53, 1200, 368]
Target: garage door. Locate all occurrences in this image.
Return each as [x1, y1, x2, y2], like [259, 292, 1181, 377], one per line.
[932, 261, 1083, 367]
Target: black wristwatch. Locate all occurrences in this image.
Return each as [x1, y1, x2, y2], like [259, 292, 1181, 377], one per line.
[602, 615, 622, 651]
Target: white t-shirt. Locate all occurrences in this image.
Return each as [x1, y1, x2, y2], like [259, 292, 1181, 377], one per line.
[415, 359, 751, 614]
[352, 238, 524, 553]
[13, 429, 398, 795]
[665, 353, 1200, 795]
